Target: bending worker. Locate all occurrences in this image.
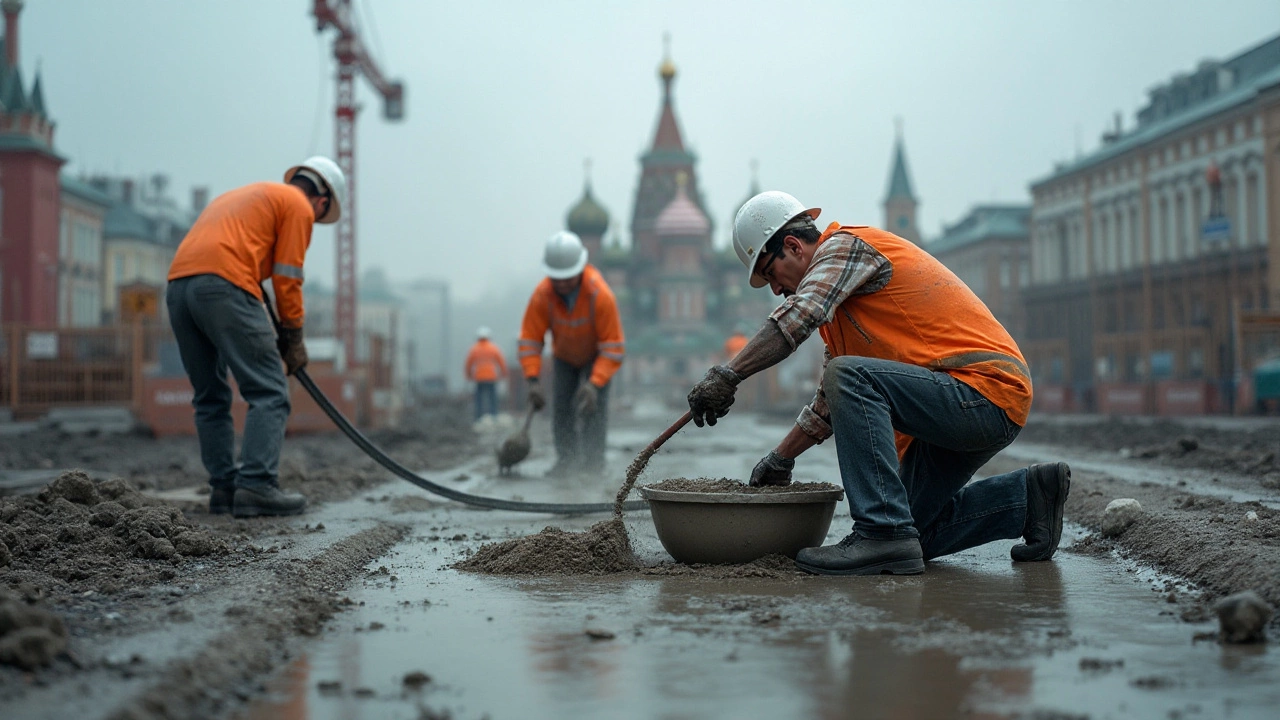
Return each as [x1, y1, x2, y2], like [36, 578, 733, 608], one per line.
[166, 156, 346, 518]
[465, 326, 508, 421]
[519, 231, 625, 476]
[686, 191, 1070, 576]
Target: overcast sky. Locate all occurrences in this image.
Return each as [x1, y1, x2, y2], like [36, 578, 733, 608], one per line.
[24, 0, 1280, 303]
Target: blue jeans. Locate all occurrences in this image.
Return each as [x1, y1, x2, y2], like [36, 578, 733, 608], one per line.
[474, 382, 498, 420]
[823, 356, 1027, 560]
[552, 358, 610, 470]
[166, 275, 290, 492]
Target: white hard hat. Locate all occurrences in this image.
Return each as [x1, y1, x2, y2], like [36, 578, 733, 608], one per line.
[477, 326, 491, 339]
[284, 156, 348, 225]
[542, 230, 588, 280]
[733, 191, 821, 288]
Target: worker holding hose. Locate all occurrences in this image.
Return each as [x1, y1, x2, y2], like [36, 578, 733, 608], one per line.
[166, 156, 347, 518]
[685, 191, 1070, 576]
[519, 231, 625, 477]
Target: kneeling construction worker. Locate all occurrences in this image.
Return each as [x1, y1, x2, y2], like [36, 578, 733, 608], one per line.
[686, 191, 1070, 576]
[519, 231, 625, 476]
[166, 156, 346, 517]
[465, 326, 508, 421]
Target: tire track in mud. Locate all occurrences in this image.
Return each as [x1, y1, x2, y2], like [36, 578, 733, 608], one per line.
[107, 523, 406, 720]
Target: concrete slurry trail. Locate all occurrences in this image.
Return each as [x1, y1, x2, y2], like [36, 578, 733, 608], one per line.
[237, 412, 1279, 720]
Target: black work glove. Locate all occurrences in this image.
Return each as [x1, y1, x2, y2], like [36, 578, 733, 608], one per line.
[527, 378, 546, 411]
[276, 326, 308, 376]
[750, 450, 795, 487]
[574, 383, 599, 417]
[687, 365, 742, 427]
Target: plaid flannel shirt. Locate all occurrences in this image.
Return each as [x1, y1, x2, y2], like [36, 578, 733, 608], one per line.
[766, 230, 893, 441]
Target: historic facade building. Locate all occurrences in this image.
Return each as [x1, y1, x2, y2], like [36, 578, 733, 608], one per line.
[1023, 33, 1280, 414]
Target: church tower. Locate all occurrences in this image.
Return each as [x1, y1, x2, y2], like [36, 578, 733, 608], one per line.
[0, 0, 65, 324]
[883, 121, 919, 244]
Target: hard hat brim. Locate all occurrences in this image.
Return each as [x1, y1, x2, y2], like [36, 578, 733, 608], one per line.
[544, 251, 588, 280]
[746, 207, 821, 289]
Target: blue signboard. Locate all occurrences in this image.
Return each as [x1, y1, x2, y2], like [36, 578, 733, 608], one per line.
[1201, 217, 1231, 244]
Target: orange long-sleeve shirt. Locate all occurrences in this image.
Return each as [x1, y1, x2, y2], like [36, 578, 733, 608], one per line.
[518, 264, 625, 387]
[168, 182, 314, 328]
[465, 339, 508, 382]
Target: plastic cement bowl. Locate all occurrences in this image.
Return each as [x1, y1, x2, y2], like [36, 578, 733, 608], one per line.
[638, 486, 844, 565]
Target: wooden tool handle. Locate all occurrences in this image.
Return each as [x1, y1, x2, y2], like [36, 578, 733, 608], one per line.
[643, 411, 692, 455]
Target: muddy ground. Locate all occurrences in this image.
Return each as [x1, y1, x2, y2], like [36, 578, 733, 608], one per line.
[0, 398, 478, 718]
[1, 409, 1278, 719]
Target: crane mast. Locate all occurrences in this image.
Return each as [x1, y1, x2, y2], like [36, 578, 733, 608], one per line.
[311, 0, 404, 364]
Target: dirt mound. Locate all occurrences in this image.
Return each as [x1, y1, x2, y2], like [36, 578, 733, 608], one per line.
[455, 519, 638, 576]
[0, 471, 227, 595]
[1020, 417, 1280, 483]
[0, 586, 68, 670]
[643, 478, 842, 494]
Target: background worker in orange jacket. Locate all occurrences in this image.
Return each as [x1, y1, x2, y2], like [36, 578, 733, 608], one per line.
[519, 231, 625, 476]
[686, 191, 1070, 576]
[166, 156, 346, 518]
[465, 326, 508, 421]
[723, 328, 749, 361]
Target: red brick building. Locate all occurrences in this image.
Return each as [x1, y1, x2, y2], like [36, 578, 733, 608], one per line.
[0, 0, 64, 325]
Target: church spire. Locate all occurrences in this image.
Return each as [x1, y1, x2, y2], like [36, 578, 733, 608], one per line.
[885, 118, 916, 202]
[883, 118, 920, 243]
[651, 33, 684, 151]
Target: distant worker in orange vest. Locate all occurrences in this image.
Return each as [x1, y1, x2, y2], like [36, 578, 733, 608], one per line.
[686, 191, 1070, 576]
[723, 328, 749, 361]
[465, 326, 508, 421]
[519, 231, 625, 476]
[166, 156, 347, 519]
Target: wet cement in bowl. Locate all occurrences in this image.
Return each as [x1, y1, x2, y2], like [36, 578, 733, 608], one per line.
[455, 468, 842, 576]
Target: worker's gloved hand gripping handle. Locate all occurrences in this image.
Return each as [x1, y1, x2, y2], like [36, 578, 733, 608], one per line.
[526, 378, 547, 411]
[277, 327, 308, 376]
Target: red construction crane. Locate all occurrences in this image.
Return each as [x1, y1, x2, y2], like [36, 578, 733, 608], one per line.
[311, 0, 405, 363]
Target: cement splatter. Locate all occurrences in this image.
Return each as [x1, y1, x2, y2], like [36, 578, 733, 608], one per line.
[455, 519, 637, 576]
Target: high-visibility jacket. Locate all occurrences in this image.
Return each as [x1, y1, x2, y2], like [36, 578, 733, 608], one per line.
[465, 339, 508, 383]
[724, 332, 748, 360]
[518, 264, 625, 387]
[816, 224, 1033, 430]
[168, 182, 313, 328]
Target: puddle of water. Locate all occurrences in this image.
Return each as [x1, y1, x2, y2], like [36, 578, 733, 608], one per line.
[240, 415, 1278, 719]
[242, 531, 1278, 720]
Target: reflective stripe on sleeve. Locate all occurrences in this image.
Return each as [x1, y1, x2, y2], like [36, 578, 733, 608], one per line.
[273, 263, 304, 280]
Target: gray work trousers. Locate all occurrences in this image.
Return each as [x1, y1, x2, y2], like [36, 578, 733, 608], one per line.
[551, 357, 610, 471]
[166, 274, 290, 491]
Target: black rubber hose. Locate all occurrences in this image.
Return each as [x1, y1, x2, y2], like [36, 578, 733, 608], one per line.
[294, 368, 647, 515]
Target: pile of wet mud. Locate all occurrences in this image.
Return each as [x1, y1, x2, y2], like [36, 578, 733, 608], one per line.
[458, 444, 658, 576]
[0, 585, 67, 670]
[0, 471, 226, 595]
[643, 478, 842, 494]
[455, 518, 638, 575]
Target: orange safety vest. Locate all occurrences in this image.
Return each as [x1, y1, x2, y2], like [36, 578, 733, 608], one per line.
[724, 333, 748, 360]
[465, 339, 508, 383]
[815, 224, 1033, 447]
[518, 264, 625, 387]
[168, 182, 314, 328]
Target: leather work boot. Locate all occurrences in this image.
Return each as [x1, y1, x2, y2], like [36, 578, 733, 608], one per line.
[209, 487, 234, 515]
[1011, 462, 1071, 562]
[794, 534, 925, 576]
[232, 486, 307, 518]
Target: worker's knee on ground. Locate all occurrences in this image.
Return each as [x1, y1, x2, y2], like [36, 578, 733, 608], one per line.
[821, 356, 875, 397]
